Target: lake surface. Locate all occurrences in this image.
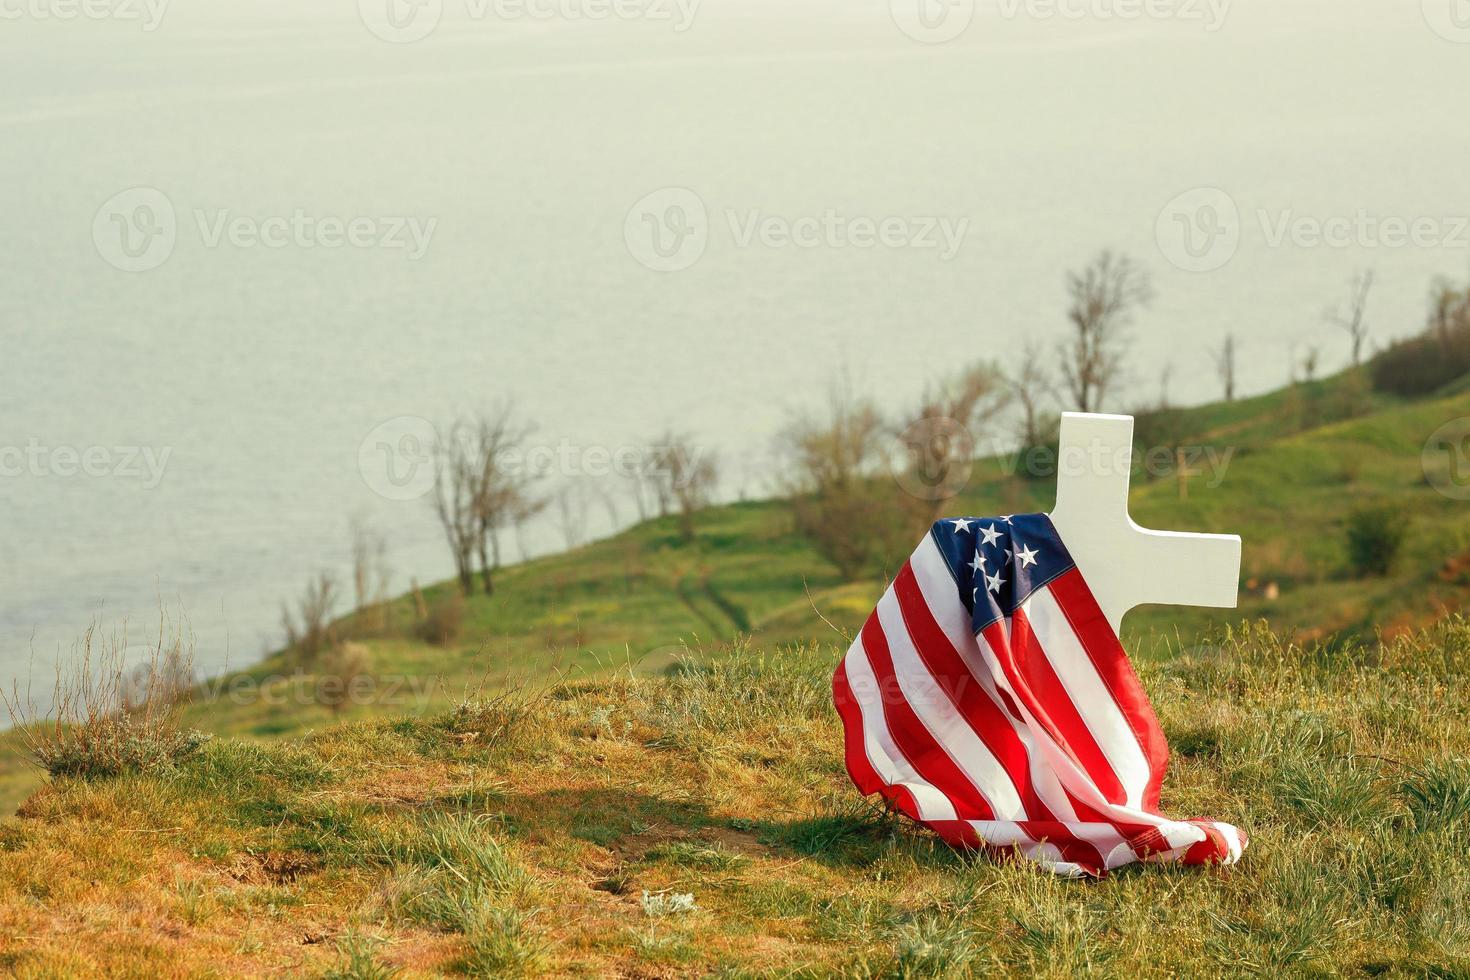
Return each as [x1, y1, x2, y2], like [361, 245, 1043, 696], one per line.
[3, 0, 1468, 699]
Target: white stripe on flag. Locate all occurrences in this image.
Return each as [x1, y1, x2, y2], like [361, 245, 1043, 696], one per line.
[1021, 587, 1153, 810]
[978, 623, 1118, 816]
[841, 643, 958, 822]
[874, 589, 1025, 819]
[908, 538, 1078, 822]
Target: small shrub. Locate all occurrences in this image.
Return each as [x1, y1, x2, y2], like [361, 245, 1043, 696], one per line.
[315, 642, 372, 716]
[417, 594, 464, 648]
[1345, 504, 1401, 577]
[3, 614, 210, 780]
[324, 930, 400, 980]
[380, 815, 546, 976]
[439, 686, 537, 748]
[459, 906, 547, 977]
[1401, 759, 1470, 833]
[1370, 281, 1470, 396]
[35, 717, 211, 780]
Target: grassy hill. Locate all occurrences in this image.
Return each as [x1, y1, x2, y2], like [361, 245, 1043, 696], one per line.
[0, 625, 1467, 975]
[4, 371, 1470, 808]
[2, 371, 1470, 972]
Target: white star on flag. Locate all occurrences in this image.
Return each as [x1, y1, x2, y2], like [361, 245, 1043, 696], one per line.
[985, 570, 1004, 593]
[1016, 543, 1039, 568]
[951, 519, 973, 533]
[979, 524, 1002, 547]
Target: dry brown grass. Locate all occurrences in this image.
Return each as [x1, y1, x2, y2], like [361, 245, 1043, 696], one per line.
[0, 629, 1466, 976]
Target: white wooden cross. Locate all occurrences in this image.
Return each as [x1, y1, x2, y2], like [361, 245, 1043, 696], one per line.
[1047, 413, 1241, 635]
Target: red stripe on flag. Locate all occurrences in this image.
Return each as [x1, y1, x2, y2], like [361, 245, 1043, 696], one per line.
[986, 611, 1130, 807]
[893, 563, 1055, 822]
[858, 614, 997, 821]
[1048, 568, 1170, 811]
[832, 660, 926, 822]
[832, 659, 883, 797]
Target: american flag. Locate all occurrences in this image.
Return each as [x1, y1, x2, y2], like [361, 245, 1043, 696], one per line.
[833, 513, 1246, 877]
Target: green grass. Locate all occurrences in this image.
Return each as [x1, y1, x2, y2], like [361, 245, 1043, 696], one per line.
[1, 626, 1468, 974]
[6, 370, 1470, 814]
[3, 369, 1470, 969]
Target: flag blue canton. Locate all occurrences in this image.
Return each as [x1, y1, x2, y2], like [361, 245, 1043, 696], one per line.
[927, 513, 1078, 633]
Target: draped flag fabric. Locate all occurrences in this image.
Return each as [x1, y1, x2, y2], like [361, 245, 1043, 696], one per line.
[832, 513, 1246, 877]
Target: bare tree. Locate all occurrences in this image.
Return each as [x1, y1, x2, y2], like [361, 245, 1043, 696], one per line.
[1009, 340, 1057, 448]
[648, 432, 719, 542]
[349, 514, 391, 630]
[1156, 360, 1174, 410]
[432, 405, 543, 597]
[1058, 251, 1152, 412]
[552, 479, 591, 550]
[315, 642, 370, 716]
[1209, 333, 1239, 402]
[898, 361, 1010, 520]
[780, 378, 921, 581]
[1327, 269, 1375, 367]
[509, 493, 543, 563]
[589, 476, 622, 535]
[432, 420, 482, 597]
[622, 469, 650, 523]
[282, 571, 338, 666]
[1300, 344, 1321, 383]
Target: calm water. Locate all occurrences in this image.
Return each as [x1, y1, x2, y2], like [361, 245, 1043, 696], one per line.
[3, 0, 1468, 695]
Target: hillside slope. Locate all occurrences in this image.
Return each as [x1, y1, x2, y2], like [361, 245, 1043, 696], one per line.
[1, 625, 1468, 975]
[3, 372, 1469, 816]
